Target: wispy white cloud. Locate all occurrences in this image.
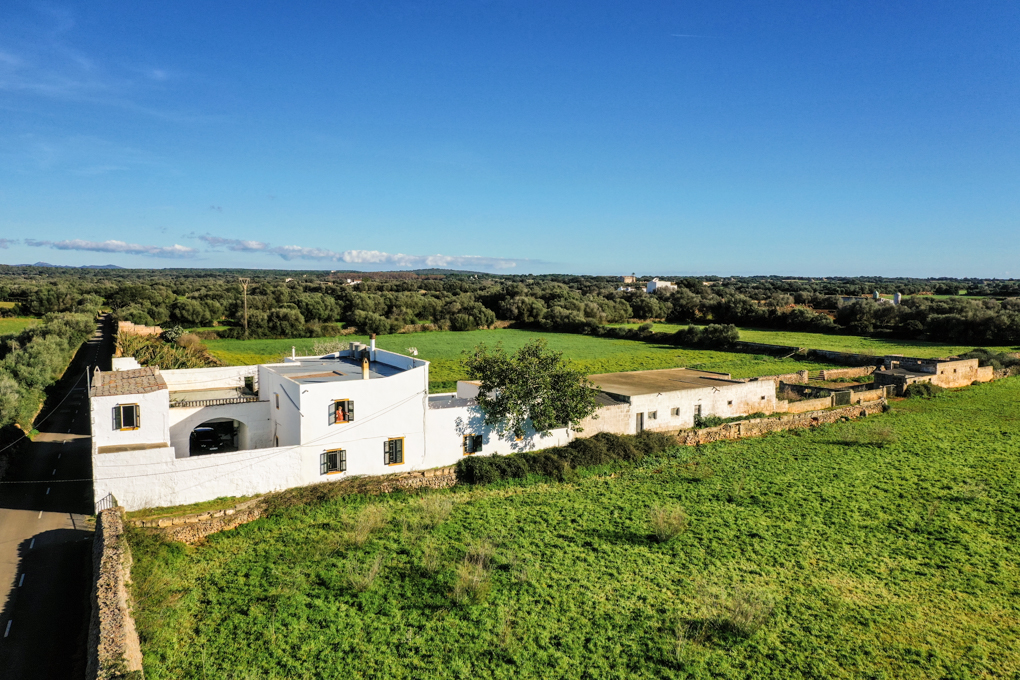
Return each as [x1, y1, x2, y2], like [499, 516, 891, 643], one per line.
[0, 238, 18, 249]
[26, 238, 197, 258]
[196, 233, 526, 270]
[199, 235, 268, 252]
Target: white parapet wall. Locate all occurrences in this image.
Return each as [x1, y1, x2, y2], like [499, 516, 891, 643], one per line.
[93, 444, 307, 510]
[162, 365, 261, 391]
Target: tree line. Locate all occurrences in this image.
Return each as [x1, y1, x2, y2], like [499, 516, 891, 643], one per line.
[1, 266, 1019, 345]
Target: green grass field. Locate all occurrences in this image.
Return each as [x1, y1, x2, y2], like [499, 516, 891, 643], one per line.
[611, 323, 1018, 359]
[204, 329, 836, 392]
[128, 378, 1020, 679]
[0, 317, 39, 336]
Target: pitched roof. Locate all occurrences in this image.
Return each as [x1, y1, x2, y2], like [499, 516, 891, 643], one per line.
[90, 366, 167, 397]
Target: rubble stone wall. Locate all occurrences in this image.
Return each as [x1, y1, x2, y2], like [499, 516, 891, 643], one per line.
[87, 508, 144, 680]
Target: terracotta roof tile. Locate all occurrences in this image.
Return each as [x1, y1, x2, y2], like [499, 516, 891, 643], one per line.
[90, 367, 167, 398]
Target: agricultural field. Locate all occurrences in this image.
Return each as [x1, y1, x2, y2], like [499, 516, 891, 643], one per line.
[611, 324, 1018, 359]
[203, 329, 837, 392]
[0, 316, 39, 336]
[128, 377, 1020, 679]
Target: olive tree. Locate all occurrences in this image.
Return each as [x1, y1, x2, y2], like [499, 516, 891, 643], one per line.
[462, 340, 599, 439]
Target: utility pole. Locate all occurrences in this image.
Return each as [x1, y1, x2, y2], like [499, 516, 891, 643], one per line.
[239, 277, 250, 339]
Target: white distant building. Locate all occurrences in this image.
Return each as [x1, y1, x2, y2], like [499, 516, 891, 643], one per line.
[646, 278, 677, 294]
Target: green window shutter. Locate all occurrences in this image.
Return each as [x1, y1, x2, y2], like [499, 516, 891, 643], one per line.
[113, 406, 121, 430]
[462, 436, 468, 454]
[134, 406, 140, 429]
[383, 440, 390, 465]
[474, 435, 483, 452]
[347, 400, 354, 422]
[394, 439, 403, 464]
[320, 452, 328, 475]
[339, 450, 347, 472]
[328, 402, 336, 425]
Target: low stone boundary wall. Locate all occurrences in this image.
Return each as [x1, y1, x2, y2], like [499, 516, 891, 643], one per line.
[677, 400, 886, 446]
[132, 467, 458, 544]
[851, 387, 887, 404]
[784, 396, 835, 413]
[87, 508, 144, 680]
[740, 370, 809, 384]
[820, 366, 876, 380]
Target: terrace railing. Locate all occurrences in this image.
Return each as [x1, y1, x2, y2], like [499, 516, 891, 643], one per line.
[170, 396, 264, 408]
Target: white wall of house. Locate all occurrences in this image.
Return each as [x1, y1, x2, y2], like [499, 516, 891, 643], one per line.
[93, 444, 306, 510]
[424, 398, 573, 467]
[259, 365, 302, 447]
[296, 361, 430, 477]
[90, 389, 170, 451]
[617, 381, 778, 433]
[168, 401, 273, 457]
[162, 365, 260, 391]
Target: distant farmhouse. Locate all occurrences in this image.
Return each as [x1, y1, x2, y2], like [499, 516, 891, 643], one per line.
[646, 278, 677, 294]
[873, 356, 992, 395]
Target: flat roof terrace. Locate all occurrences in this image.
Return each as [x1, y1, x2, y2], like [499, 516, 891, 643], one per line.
[588, 368, 740, 397]
[264, 358, 407, 384]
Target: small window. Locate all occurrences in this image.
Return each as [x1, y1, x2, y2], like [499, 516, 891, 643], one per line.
[648, 411, 657, 420]
[727, 400, 733, 406]
[384, 437, 404, 465]
[113, 404, 140, 430]
[275, 435, 279, 447]
[462, 434, 483, 455]
[275, 393, 280, 410]
[671, 407, 680, 417]
[320, 449, 346, 475]
[761, 395, 767, 400]
[328, 399, 354, 425]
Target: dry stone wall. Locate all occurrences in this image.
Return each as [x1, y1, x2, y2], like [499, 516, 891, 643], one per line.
[87, 508, 144, 680]
[676, 400, 886, 446]
[820, 366, 876, 380]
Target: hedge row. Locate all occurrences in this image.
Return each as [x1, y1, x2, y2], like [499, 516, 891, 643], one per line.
[454, 430, 678, 485]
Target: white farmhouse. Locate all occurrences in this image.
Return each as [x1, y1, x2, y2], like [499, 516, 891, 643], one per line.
[90, 341, 573, 510]
[646, 278, 677, 294]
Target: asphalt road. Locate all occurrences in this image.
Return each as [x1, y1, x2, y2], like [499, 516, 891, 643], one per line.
[0, 315, 113, 679]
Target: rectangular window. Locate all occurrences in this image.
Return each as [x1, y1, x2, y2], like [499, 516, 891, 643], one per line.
[761, 395, 767, 400]
[671, 407, 680, 417]
[328, 399, 354, 425]
[462, 434, 483, 455]
[648, 411, 657, 420]
[727, 400, 733, 406]
[384, 437, 404, 465]
[113, 404, 140, 430]
[320, 449, 347, 475]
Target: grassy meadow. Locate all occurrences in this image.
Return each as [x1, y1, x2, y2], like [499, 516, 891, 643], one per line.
[611, 323, 1018, 359]
[204, 329, 838, 392]
[0, 316, 40, 336]
[128, 377, 1020, 679]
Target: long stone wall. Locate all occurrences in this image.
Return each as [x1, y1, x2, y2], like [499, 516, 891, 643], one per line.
[87, 508, 144, 680]
[820, 366, 876, 380]
[676, 400, 887, 446]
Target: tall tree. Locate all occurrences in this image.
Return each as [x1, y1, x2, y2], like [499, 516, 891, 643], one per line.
[462, 340, 599, 439]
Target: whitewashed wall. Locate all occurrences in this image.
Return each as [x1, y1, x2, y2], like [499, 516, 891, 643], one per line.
[162, 365, 261, 391]
[93, 444, 306, 510]
[90, 390, 170, 451]
[627, 381, 778, 432]
[168, 401, 273, 457]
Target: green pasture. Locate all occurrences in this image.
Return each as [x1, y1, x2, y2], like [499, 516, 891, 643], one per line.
[204, 329, 836, 392]
[0, 316, 39, 336]
[611, 323, 1017, 359]
[128, 377, 1020, 679]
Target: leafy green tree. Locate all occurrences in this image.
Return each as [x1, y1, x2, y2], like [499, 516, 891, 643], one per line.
[462, 340, 599, 439]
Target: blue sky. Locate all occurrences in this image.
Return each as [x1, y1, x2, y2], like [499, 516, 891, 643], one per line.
[1, 1, 1017, 276]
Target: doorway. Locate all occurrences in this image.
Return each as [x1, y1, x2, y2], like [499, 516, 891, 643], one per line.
[635, 412, 644, 433]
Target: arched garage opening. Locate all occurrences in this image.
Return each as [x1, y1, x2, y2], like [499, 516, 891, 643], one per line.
[190, 418, 248, 456]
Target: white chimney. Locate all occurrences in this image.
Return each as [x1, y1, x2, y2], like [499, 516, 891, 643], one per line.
[370, 333, 376, 360]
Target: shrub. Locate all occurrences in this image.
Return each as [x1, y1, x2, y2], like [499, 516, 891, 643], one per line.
[346, 553, 384, 592]
[633, 430, 677, 454]
[905, 382, 945, 399]
[348, 505, 389, 547]
[418, 495, 454, 529]
[649, 505, 689, 542]
[591, 432, 642, 461]
[160, 325, 184, 343]
[693, 413, 725, 429]
[698, 584, 775, 638]
[453, 541, 494, 604]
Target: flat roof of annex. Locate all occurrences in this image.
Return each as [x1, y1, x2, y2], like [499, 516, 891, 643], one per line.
[587, 367, 741, 397]
[262, 357, 405, 384]
[91, 367, 167, 398]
